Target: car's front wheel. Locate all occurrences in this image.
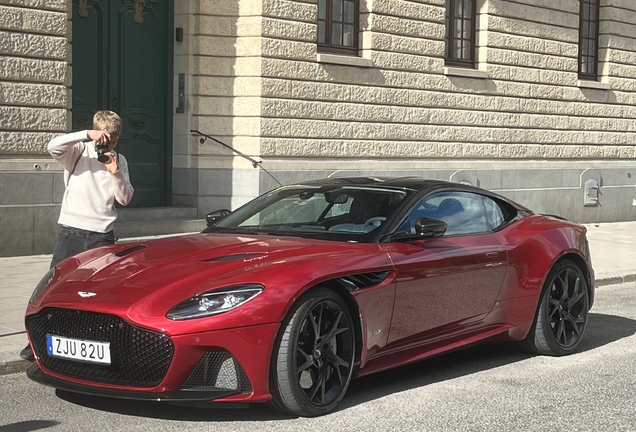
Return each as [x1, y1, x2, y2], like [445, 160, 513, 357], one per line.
[523, 259, 590, 356]
[269, 288, 355, 417]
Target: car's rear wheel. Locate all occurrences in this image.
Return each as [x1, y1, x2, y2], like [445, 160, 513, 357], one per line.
[522, 260, 589, 356]
[269, 288, 355, 417]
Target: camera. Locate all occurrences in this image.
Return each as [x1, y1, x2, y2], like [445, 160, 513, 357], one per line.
[96, 136, 110, 163]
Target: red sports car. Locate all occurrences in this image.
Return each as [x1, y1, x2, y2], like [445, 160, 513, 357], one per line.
[25, 177, 594, 417]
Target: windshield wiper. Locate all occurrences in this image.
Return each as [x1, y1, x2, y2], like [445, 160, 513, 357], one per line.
[206, 226, 306, 237]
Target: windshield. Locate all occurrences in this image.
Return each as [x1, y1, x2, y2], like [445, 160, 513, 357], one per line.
[203, 185, 410, 242]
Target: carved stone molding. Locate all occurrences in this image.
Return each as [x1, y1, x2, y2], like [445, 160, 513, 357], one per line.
[78, 0, 89, 17]
[134, 0, 147, 24]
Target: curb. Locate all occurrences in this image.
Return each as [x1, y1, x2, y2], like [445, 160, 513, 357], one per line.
[595, 273, 636, 287]
[2, 274, 635, 377]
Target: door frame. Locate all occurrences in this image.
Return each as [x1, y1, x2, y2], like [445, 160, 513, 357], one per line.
[70, 0, 175, 207]
[161, 0, 174, 207]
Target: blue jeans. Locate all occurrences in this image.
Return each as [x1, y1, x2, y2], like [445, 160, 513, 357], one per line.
[50, 225, 115, 269]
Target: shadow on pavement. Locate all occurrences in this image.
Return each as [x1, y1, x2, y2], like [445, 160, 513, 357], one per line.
[53, 312, 635, 421]
[342, 312, 636, 410]
[0, 421, 60, 432]
[578, 312, 636, 352]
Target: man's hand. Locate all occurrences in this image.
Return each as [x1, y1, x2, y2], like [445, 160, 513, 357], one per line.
[101, 152, 120, 174]
[87, 130, 111, 146]
[87, 130, 119, 173]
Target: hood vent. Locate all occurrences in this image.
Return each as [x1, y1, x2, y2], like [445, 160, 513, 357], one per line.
[115, 245, 147, 257]
[336, 271, 391, 291]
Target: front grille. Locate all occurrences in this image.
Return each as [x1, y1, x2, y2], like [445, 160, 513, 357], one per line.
[27, 308, 174, 387]
[181, 350, 251, 394]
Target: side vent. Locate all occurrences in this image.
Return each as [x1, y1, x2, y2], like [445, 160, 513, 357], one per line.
[336, 271, 391, 292]
[115, 245, 146, 257]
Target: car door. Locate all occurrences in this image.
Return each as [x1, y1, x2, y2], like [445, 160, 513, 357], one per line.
[384, 191, 509, 344]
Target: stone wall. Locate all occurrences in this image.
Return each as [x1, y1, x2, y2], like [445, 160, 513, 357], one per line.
[0, 0, 69, 154]
[0, 0, 70, 256]
[258, 0, 635, 158]
[172, 0, 264, 215]
[252, 0, 636, 223]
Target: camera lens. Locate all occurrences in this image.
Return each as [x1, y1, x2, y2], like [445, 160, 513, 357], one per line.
[96, 145, 109, 163]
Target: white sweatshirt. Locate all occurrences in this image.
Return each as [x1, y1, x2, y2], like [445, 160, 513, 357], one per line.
[48, 130, 134, 233]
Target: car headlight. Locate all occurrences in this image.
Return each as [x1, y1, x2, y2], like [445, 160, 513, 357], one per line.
[166, 284, 264, 320]
[29, 267, 56, 303]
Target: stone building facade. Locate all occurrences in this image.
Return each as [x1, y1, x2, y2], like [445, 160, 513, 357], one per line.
[1, 0, 635, 257]
[0, 0, 69, 256]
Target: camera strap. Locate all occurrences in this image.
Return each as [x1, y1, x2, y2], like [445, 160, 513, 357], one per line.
[66, 143, 86, 188]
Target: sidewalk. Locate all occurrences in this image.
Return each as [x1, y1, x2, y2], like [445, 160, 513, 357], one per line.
[1, 223, 635, 375]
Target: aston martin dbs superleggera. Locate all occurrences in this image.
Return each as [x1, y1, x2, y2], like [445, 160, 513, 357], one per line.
[25, 177, 594, 417]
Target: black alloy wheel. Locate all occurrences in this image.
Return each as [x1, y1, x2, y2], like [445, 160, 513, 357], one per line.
[269, 288, 355, 417]
[523, 260, 590, 356]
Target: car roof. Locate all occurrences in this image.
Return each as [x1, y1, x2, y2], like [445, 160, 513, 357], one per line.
[287, 176, 532, 212]
[288, 176, 454, 191]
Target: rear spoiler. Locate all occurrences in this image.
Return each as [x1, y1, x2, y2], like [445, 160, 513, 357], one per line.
[541, 214, 568, 221]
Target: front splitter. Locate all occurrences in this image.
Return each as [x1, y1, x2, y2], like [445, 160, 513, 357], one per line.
[27, 363, 239, 402]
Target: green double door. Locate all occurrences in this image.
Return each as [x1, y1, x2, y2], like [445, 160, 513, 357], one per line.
[71, 0, 173, 207]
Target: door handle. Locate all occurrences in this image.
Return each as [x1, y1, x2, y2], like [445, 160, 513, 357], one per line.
[485, 252, 499, 258]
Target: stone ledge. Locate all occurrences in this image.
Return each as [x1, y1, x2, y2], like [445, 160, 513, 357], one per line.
[0, 157, 59, 171]
[317, 53, 373, 68]
[444, 66, 490, 79]
[577, 79, 611, 90]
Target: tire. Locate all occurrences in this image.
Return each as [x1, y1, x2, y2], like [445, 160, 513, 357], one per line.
[269, 288, 355, 417]
[522, 259, 590, 356]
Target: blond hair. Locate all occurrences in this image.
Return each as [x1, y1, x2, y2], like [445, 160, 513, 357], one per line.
[93, 110, 122, 135]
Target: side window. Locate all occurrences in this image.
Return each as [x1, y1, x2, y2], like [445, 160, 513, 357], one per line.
[397, 191, 504, 236]
[578, 0, 600, 80]
[317, 0, 359, 55]
[482, 196, 506, 230]
[445, 0, 476, 67]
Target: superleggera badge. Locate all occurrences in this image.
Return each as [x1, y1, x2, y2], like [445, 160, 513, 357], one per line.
[244, 254, 268, 263]
[78, 291, 97, 298]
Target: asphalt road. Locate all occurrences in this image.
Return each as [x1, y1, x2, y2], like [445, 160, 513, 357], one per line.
[1, 282, 635, 432]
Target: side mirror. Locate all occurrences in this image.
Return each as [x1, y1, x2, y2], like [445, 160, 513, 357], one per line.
[387, 217, 448, 242]
[206, 209, 231, 226]
[414, 217, 447, 238]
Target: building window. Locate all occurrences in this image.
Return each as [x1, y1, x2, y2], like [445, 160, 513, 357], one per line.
[445, 0, 477, 67]
[579, 0, 600, 79]
[317, 0, 359, 55]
